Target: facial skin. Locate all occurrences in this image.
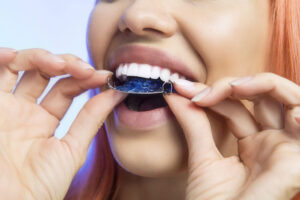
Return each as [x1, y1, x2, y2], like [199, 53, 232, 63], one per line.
[88, 0, 270, 179]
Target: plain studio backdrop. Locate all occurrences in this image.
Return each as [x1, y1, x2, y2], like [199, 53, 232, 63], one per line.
[0, 0, 95, 138]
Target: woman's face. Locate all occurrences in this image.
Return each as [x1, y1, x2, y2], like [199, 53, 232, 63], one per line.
[88, 0, 270, 177]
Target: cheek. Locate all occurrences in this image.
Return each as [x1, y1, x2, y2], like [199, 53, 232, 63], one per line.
[177, 2, 270, 84]
[87, 4, 123, 69]
[105, 113, 188, 177]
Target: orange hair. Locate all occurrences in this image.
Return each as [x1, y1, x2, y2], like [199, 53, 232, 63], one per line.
[269, 0, 300, 84]
[64, 0, 300, 199]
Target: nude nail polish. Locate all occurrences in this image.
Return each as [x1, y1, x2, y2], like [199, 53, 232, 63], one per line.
[174, 79, 194, 89]
[78, 60, 94, 70]
[0, 47, 17, 54]
[230, 76, 252, 86]
[191, 87, 211, 102]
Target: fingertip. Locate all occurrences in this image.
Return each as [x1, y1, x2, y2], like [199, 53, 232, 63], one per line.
[0, 47, 18, 64]
[99, 88, 127, 104]
[173, 79, 195, 90]
[191, 87, 211, 106]
[95, 69, 113, 77]
[229, 76, 253, 87]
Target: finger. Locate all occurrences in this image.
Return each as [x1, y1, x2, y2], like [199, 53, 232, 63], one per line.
[285, 106, 300, 137]
[1, 49, 65, 93]
[164, 94, 223, 167]
[173, 79, 207, 98]
[8, 48, 66, 76]
[229, 73, 300, 106]
[13, 56, 96, 102]
[253, 96, 284, 130]
[180, 75, 286, 130]
[40, 70, 113, 120]
[0, 48, 17, 65]
[59, 54, 95, 79]
[61, 90, 127, 162]
[13, 70, 50, 102]
[176, 77, 235, 107]
[211, 100, 259, 139]
[174, 79, 259, 139]
[0, 48, 18, 92]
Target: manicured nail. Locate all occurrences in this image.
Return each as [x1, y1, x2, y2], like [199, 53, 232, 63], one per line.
[229, 76, 252, 86]
[96, 70, 113, 76]
[0, 47, 17, 54]
[78, 60, 94, 70]
[191, 87, 211, 102]
[174, 79, 194, 90]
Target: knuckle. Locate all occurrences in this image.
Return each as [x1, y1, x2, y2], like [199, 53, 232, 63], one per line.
[24, 48, 50, 56]
[60, 54, 80, 62]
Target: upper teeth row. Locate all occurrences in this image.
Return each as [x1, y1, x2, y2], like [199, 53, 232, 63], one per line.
[115, 63, 186, 82]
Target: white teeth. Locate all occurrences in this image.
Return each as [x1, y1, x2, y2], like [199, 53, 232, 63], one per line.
[116, 64, 123, 78]
[127, 63, 139, 76]
[180, 75, 186, 80]
[121, 64, 128, 76]
[138, 64, 151, 78]
[170, 73, 179, 82]
[115, 63, 186, 82]
[151, 66, 161, 79]
[160, 68, 171, 82]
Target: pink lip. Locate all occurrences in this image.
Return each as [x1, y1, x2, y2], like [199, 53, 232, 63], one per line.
[107, 45, 196, 81]
[106, 45, 190, 130]
[115, 102, 174, 131]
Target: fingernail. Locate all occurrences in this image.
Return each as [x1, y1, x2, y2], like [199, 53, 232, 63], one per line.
[174, 79, 194, 90]
[229, 76, 252, 86]
[113, 90, 127, 100]
[0, 47, 17, 54]
[78, 60, 95, 70]
[191, 87, 211, 102]
[49, 54, 65, 64]
[95, 70, 113, 76]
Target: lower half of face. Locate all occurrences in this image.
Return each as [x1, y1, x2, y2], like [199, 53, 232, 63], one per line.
[89, 0, 270, 178]
[105, 105, 188, 177]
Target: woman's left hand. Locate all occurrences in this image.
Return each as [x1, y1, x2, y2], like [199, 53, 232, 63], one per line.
[164, 73, 300, 200]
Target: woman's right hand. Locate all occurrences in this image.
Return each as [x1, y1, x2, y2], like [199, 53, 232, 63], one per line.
[165, 75, 300, 200]
[0, 48, 125, 200]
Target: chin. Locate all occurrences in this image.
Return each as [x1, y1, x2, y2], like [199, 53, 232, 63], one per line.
[105, 109, 188, 178]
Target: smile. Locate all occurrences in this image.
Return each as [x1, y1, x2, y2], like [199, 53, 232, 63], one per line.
[106, 45, 193, 129]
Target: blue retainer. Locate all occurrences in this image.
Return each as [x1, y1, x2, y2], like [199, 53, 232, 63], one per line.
[108, 77, 176, 94]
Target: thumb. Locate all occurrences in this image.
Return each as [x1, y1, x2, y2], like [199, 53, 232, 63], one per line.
[164, 94, 222, 166]
[62, 89, 126, 165]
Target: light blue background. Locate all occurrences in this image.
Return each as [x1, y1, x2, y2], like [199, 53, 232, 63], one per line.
[0, 0, 96, 138]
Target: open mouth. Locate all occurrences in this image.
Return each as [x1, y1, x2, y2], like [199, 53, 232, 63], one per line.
[111, 63, 189, 112]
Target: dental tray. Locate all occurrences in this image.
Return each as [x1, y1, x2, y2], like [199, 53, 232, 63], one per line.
[107, 77, 175, 94]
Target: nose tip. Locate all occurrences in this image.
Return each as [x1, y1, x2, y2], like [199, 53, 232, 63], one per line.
[118, 2, 177, 37]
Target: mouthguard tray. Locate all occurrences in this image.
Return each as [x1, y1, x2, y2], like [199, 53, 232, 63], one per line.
[108, 77, 175, 94]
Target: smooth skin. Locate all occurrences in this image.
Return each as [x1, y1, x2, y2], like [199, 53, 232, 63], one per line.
[0, 0, 300, 200]
[88, 0, 300, 200]
[166, 75, 300, 200]
[0, 48, 126, 199]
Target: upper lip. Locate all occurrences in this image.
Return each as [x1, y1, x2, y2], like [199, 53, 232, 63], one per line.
[106, 45, 196, 81]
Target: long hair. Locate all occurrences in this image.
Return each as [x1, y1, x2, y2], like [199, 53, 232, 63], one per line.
[64, 0, 300, 199]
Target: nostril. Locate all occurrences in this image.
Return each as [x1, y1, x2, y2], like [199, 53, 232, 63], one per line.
[143, 28, 164, 35]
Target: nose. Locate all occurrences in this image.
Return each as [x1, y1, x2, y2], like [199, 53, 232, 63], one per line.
[118, 0, 177, 37]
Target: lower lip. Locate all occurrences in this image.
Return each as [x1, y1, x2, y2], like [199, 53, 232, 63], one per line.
[114, 102, 173, 131]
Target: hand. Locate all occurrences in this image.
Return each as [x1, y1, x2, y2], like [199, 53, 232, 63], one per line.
[0, 48, 126, 200]
[164, 73, 300, 200]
